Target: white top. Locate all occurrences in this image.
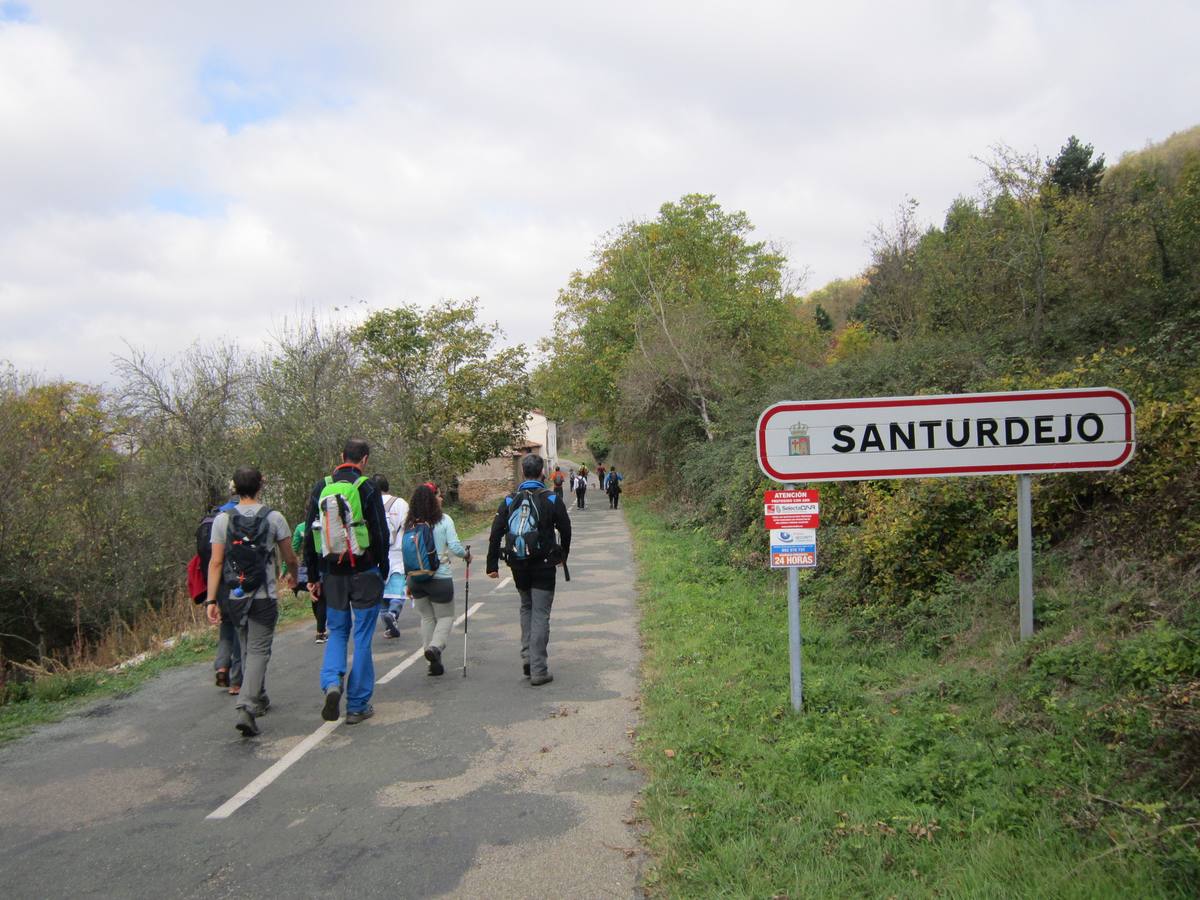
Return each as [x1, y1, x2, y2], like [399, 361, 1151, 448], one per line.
[382, 494, 409, 575]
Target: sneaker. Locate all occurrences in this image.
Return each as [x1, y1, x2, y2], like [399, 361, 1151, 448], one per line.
[322, 686, 342, 722]
[235, 708, 260, 737]
[345, 706, 375, 725]
[215, 669, 230, 688]
[314, 632, 328, 644]
[228, 683, 241, 696]
[381, 611, 400, 638]
[530, 673, 554, 686]
[523, 662, 531, 678]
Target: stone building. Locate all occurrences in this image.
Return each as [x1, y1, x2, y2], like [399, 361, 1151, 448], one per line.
[456, 410, 558, 508]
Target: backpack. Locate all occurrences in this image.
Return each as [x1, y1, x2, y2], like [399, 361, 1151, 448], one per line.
[504, 488, 557, 564]
[552, 471, 564, 488]
[384, 496, 404, 546]
[401, 521, 440, 582]
[311, 475, 370, 563]
[221, 507, 275, 597]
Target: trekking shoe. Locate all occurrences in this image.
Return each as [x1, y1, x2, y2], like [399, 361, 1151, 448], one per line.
[235, 708, 260, 737]
[530, 673, 554, 686]
[523, 662, 531, 678]
[321, 686, 342, 722]
[215, 668, 230, 688]
[228, 683, 241, 695]
[314, 631, 328, 644]
[381, 611, 400, 639]
[428, 660, 445, 676]
[345, 706, 375, 725]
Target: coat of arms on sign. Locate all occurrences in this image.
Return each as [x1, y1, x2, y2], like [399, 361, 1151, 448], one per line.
[789, 422, 810, 456]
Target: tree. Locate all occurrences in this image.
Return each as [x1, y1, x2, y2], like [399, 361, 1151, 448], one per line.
[1048, 135, 1106, 197]
[853, 198, 926, 339]
[114, 342, 252, 511]
[352, 299, 531, 490]
[250, 312, 366, 519]
[813, 303, 834, 333]
[545, 194, 803, 462]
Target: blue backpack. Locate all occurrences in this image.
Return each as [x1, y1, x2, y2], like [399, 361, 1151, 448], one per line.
[504, 488, 556, 564]
[401, 521, 440, 582]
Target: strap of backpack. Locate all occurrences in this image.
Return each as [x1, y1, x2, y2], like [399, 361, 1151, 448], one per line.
[385, 496, 403, 545]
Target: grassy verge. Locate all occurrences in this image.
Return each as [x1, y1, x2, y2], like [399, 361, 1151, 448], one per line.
[0, 590, 312, 744]
[627, 498, 1198, 898]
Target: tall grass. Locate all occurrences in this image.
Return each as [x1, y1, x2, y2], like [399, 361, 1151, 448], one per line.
[627, 498, 1198, 898]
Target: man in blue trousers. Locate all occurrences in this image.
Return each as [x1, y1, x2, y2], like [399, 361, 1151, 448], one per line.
[303, 438, 390, 724]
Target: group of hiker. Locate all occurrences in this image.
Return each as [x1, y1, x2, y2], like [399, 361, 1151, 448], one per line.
[190, 441, 585, 737]
[547, 463, 623, 510]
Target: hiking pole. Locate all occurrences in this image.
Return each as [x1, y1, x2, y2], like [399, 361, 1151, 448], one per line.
[463, 545, 470, 677]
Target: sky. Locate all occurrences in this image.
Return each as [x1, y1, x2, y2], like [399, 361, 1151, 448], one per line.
[2, 1, 1198, 385]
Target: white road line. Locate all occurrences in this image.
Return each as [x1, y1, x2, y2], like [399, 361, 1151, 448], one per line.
[493, 576, 511, 592]
[206, 600, 485, 820]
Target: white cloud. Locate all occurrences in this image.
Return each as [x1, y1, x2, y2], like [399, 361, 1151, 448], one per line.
[1, 1, 1198, 383]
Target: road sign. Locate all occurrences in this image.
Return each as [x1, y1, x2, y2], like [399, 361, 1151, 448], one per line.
[764, 488, 819, 527]
[757, 387, 1135, 483]
[770, 527, 817, 569]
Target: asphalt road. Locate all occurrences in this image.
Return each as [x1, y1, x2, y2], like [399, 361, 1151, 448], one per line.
[0, 497, 644, 899]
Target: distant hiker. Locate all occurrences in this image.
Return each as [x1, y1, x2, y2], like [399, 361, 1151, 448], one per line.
[193, 492, 242, 693]
[403, 482, 471, 676]
[574, 471, 587, 509]
[486, 453, 572, 686]
[304, 439, 390, 725]
[205, 466, 298, 737]
[607, 468, 623, 509]
[595, 463, 606, 492]
[291, 521, 325, 643]
[374, 474, 409, 640]
[551, 465, 565, 502]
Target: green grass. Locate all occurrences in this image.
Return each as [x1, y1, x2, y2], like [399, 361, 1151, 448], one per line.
[0, 591, 313, 744]
[626, 498, 1199, 898]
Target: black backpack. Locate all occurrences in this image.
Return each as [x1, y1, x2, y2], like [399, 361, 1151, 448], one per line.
[503, 488, 558, 565]
[221, 507, 275, 597]
[196, 507, 221, 572]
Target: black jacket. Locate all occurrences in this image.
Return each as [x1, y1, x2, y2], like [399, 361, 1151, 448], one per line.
[486, 481, 572, 574]
[302, 463, 390, 579]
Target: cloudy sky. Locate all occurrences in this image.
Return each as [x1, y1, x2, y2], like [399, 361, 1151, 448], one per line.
[2, 1, 1197, 385]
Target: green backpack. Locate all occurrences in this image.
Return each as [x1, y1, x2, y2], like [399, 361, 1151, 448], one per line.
[311, 475, 370, 562]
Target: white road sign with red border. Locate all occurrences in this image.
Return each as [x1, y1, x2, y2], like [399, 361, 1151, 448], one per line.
[757, 387, 1135, 483]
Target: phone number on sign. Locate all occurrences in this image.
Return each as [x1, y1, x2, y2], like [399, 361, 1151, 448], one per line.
[771, 550, 816, 568]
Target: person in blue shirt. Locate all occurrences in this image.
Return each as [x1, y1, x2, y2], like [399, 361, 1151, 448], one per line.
[404, 482, 471, 676]
[486, 454, 572, 685]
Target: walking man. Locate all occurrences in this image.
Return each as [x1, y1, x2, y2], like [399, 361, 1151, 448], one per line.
[486, 454, 572, 686]
[304, 439, 390, 725]
[205, 466, 298, 737]
[607, 468, 623, 509]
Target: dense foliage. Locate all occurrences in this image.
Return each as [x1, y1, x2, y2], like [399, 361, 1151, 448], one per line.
[0, 302, 528, 667]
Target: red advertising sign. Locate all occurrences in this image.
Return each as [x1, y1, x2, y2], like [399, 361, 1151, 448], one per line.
[763, 489, 820, 529]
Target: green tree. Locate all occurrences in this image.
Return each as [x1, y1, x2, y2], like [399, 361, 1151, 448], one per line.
[1048, 135, 1106, 197]
[544, 194, 804, 464]
[813, 303, 834, 332]
[352, 299, 530, 490]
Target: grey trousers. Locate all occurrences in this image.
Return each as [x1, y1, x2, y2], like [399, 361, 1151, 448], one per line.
[414, 597, 455, 652]
[518, 586, 555, 677]
[235, 599, 278, 716]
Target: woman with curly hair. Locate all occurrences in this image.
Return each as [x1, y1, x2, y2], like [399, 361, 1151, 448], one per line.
[405, 482, 471, 675]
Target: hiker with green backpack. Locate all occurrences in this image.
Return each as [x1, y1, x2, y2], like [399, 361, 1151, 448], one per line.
[303, 439, 390, 725]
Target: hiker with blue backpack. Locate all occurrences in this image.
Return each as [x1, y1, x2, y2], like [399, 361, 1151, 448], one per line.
[486, 453, 572, 686]
[303, 439, 390, 725]
[401, 482, 471, 676]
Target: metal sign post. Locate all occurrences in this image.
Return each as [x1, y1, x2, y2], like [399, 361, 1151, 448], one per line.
[1017, 474, 1034, 639]
[783, 483, 804, 712]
